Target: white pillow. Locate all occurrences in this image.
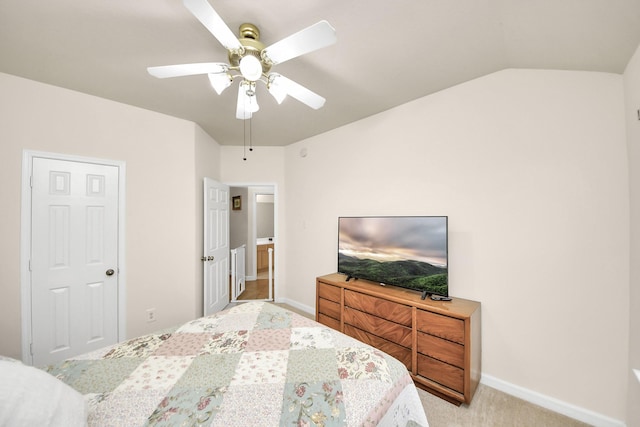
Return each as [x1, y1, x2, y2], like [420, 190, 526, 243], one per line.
[0, 358, 87, 427]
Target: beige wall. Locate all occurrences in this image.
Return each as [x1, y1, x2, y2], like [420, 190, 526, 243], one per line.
[0, 66, 634, 423]
[624, 44, 640, 427]
[283, 69, 629, 422]
[0, 73, 221, 359]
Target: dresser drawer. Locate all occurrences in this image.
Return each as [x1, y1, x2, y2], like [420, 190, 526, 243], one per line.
[318, 282, 341, 303]
[344, 290, 412, 327]
[344, 306, 412, 348]
[417, 353, 464, 394]
[416, 309, 464, 344]
[417, 331, 464, 368]
[318, 313, 340, 330]
[344, 324, 412, 370]
[318, 297, 340, 321]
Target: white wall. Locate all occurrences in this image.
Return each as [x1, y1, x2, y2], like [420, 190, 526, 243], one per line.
[283, 69, 629, 422]
[624, 44, 640, 427]
[0, 73, 221, 358]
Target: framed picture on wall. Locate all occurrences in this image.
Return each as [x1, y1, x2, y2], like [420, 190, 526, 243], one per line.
[232, 196, 241, 210]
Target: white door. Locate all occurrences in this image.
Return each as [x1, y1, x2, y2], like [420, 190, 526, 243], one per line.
[30, 157, 119, 366]
[203, 177, 230, 316]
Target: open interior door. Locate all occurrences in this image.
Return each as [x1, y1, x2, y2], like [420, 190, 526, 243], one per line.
[203, 177, 230, 316]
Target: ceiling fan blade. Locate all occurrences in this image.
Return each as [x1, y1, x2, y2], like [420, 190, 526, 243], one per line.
[269, 74, 326, 109]
[183, 0, 242, 51]
[264, 20, 336, 65]
[148, 62, 227, 78]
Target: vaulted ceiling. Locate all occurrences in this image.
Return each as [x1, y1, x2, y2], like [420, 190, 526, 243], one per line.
[1, 0, 639, 146]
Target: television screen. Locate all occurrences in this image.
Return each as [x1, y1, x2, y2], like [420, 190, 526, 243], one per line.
[338, 216, 448, 298]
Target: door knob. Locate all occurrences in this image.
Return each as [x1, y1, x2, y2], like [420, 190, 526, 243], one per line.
[106, 269, 115, 276]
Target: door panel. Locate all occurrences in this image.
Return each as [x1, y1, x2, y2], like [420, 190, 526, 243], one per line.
[31, 157, 119, 365]
[50, 287, 71, 351]
[87, 281, 106, 342]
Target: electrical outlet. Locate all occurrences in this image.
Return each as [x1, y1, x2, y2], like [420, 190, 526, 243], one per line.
[146, 308, 156, 323]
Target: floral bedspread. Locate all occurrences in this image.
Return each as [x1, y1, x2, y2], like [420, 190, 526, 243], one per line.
[45, 302, 428, 426]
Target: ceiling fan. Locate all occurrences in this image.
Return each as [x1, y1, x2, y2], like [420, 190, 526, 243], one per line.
[148, 0, 337, 120]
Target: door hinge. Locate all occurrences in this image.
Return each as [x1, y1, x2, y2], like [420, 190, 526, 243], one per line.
[29, 343, 33, 355]
[28, 259, 31, 271]
[30, 175, 33, 188]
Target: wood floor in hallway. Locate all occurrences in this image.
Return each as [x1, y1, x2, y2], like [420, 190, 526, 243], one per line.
[237, 278, 270, 300]
[230, 268, 272, 301]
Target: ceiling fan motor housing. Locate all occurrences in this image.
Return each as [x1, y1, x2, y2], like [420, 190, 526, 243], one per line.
[228, 23, 272, 75]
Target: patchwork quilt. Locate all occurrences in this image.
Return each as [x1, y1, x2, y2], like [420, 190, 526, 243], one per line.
[45, 301, 428, 426]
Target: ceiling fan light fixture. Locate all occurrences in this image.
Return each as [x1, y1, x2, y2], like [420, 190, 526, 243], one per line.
[236, 81, 259, 119]
[208, 72, 231, 95]
[268, 75, 287, 104]
[244, 87, 259, 113]
[239, 55, 262, 81]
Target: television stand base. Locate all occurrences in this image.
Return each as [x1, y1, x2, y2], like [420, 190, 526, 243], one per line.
[430, 295, 452, 301]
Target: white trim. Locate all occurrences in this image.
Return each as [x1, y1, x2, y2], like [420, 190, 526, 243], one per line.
[634, 369, 640, 384]
[20, 150, 127, 365]
[481, 374, 625, 427]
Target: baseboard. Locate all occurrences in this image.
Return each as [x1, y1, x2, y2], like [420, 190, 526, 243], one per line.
[275, 297, 314, 316]
[481, 374, 625, 427]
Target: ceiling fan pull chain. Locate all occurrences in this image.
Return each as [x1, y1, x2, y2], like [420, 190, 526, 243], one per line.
[243, 107, 247, 161]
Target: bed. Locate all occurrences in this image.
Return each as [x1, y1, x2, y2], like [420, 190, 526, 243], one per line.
[8, 301, 429, 426]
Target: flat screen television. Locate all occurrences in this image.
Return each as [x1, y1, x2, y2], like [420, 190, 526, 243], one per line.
[338, 216, 448, 299]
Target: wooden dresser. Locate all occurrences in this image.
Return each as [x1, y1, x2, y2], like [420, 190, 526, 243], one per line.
[316, 273, 481, 405]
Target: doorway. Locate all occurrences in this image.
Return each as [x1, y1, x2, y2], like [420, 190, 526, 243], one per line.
[228, 185, 276, 301]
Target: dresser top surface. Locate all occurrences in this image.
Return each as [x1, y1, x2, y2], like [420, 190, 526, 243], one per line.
[317, 273, 480, 318]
